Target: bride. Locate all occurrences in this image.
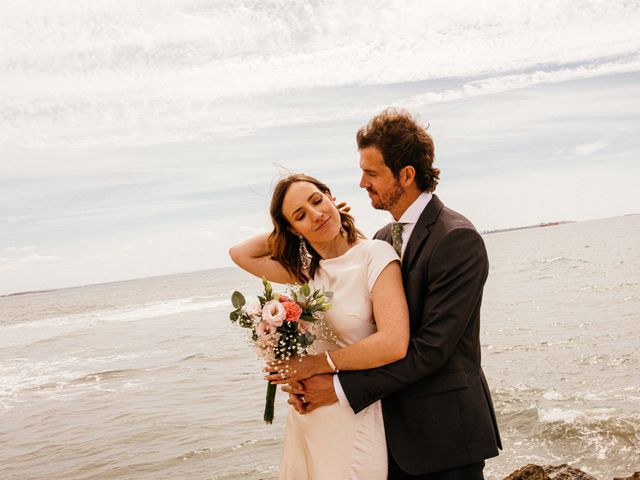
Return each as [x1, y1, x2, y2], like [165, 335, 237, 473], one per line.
[229, 173, 409, 479]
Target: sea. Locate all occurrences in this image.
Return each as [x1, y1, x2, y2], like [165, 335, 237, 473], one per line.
[1, 214, 639, 480]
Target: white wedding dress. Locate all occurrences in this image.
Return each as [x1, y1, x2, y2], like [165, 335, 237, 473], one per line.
[279, 239, 399, 479]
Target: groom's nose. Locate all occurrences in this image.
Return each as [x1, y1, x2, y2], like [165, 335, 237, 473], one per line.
[359, 173, 368, 189]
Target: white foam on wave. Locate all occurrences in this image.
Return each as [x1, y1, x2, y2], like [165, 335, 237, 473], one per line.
[538, 407, 616, 424]
[0, 352, 150, 412]
[542, 390, 567, 401]
[0, 297, 229, 349]
[538, 407, 585, 423]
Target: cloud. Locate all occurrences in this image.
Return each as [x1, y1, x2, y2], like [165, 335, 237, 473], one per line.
[574, 142, 607, 156]
[2, 0, 640, 148]
[239, 226, 268, 238]
[401, 59, 640, 109]
[199, 231, 222, 240]
[103, 246, 136, 257]
[19, 253, 63, 263]
[4, 246, 36, 253]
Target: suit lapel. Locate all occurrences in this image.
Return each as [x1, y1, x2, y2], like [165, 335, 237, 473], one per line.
[401, 194, 443, 275]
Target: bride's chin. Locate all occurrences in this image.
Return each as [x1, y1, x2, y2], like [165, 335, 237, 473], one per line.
[315, 227, 341, 244]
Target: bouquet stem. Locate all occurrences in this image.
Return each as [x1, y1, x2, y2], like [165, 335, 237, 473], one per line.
[263, 381, 277, 424]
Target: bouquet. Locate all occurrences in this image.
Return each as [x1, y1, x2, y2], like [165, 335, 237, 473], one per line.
[230, 277, 333, 424]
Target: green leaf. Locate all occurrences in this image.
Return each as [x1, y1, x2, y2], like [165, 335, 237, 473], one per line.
[231, 291, 246, 309]
[301, 283, 311, 297]
[230, 311, 239, 322]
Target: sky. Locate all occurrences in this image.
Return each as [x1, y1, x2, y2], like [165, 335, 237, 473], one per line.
[1, 0, 640, 295]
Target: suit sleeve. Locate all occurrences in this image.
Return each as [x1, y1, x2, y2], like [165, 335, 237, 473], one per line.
[338, 227, 488, 413]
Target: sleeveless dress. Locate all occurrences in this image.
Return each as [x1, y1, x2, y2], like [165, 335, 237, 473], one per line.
[279, 239, 400, 479]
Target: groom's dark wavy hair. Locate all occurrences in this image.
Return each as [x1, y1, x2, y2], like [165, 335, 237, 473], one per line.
[357, 108, 439, 192]
[268, 174, 364, 284]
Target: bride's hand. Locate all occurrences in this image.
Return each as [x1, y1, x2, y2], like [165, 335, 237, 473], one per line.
[263, 354, 326, 384]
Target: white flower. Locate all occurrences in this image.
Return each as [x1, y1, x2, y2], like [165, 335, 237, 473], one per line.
[244, 301, 262, 317]
[262, 300, 286, 329]
[254, 332, 280, 362]
[298, 319, 314, 334]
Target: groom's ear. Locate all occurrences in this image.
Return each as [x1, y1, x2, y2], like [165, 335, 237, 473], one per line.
[400, 166, 416, 186]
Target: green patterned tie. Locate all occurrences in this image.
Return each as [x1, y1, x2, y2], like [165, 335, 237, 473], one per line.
[391, 222, 405, 257]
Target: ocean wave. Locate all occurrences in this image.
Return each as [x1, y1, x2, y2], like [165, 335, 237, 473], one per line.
[0, 296, 229, 345]
[538, 407, 598, 424]
[0, 353, 151, 405]
[536, 408, 640, 447]
[540, 256, 587, 264]
[68, 368, 142, 385]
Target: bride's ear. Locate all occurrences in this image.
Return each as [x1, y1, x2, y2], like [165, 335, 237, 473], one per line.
[287, 226, 299, 237]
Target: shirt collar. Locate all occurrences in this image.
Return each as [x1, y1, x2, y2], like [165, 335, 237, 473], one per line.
[395, 191, 432, 224]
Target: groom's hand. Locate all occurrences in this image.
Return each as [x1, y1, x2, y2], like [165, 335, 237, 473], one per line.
[332, 197, 351, 214]
[300, 374, 338, 413]
[282, 374, 338, 413]
[282, 381, 306, 414]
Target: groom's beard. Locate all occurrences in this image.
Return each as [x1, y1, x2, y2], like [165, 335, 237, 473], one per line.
[368, 181, 404, 212]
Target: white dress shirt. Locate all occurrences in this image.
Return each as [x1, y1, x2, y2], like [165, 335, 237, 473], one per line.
[333, 192, 433, 408]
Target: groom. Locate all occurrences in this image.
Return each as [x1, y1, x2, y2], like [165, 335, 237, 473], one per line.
[286, 108, 502, 479]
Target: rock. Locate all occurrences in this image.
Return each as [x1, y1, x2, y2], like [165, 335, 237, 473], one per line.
[504, 464, 640, 480]
[543, 464, 598, 480]
[614, 473, 640, 480]
[504, 464, 550, 480]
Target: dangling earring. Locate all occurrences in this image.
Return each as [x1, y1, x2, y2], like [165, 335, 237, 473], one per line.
[298, 234, 311, 270]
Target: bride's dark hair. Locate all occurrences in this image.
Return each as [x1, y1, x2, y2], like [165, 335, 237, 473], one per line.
[268, 174, 364, 284]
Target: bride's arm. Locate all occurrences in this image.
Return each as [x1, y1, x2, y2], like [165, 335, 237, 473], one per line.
[266, 261, 409, 382]
[229, 232, 299, 285]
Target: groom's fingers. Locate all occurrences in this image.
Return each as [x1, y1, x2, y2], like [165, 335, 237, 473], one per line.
[335, 201, 351, 213]
[302, 401, 319, 413]
[281, 382, 304, 396]
[287, 394, 305, 414]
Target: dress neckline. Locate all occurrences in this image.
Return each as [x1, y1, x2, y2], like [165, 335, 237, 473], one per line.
[319, 240, 367, 264]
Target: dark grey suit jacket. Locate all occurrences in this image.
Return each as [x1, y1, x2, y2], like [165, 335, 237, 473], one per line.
[339, 195, 501, 475]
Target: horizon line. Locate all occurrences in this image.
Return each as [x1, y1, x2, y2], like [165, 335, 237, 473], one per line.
[3, 212, 638, 298]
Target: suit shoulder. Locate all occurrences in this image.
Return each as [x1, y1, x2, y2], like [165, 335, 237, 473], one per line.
[374, 223, 393, 240]
[438, 205, 478, 233]
[431, 203, 484, 249]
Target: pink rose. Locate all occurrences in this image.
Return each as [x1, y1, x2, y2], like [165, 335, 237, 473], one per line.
[277, 294, 292, 303]
[256, 319, 274, 336]
[281, 301, 302, 322]
[262, 300, 286, 329]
